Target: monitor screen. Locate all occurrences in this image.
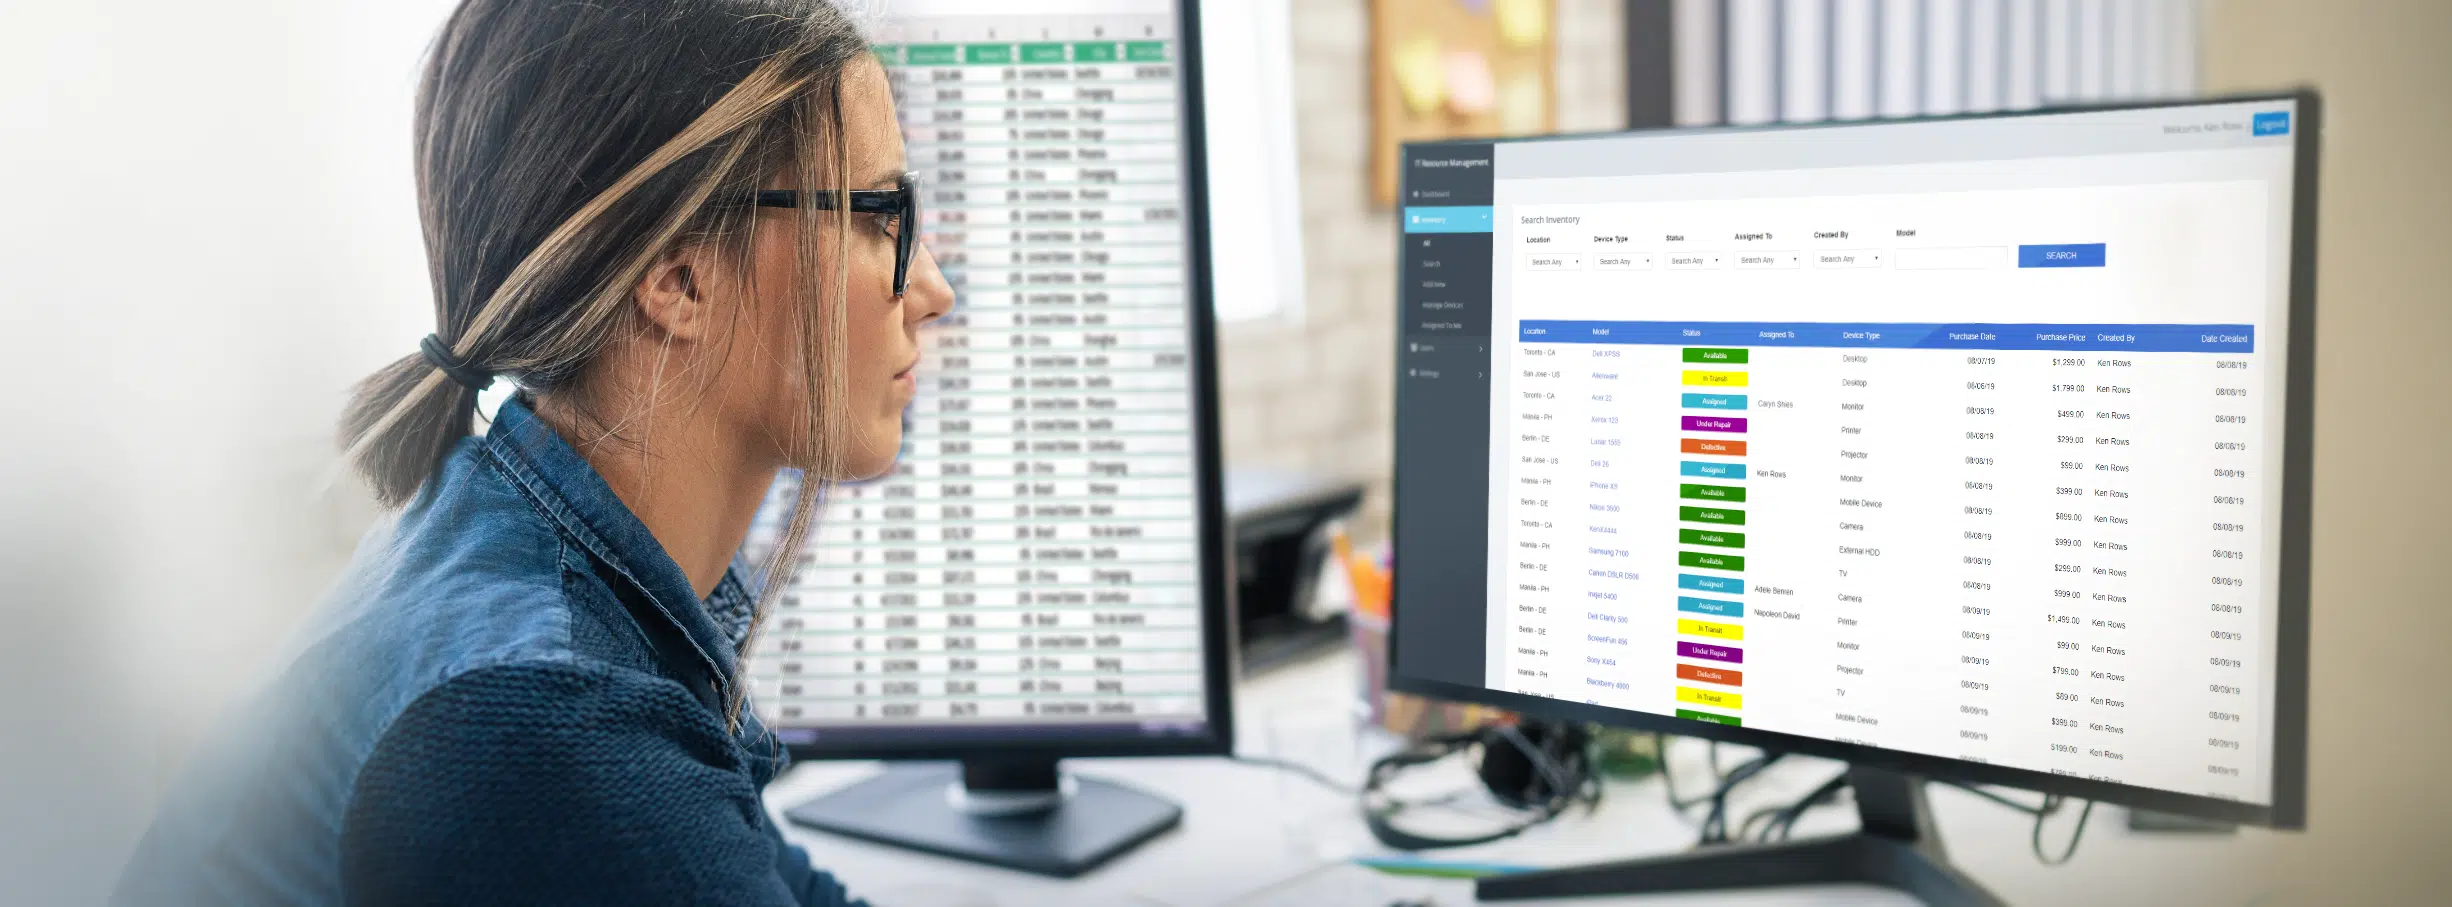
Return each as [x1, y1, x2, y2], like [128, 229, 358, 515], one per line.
[747, 0, 1219, 752]
[1392, 98, 2307, 815]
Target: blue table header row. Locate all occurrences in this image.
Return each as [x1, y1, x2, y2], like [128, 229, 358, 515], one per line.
[1517, 320, 2254, 353]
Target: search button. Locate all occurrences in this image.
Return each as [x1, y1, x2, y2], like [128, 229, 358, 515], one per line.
[2018, 243, 2106, 268]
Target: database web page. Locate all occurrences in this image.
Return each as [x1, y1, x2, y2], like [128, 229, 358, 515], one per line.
[1392, 99, 2302, 804]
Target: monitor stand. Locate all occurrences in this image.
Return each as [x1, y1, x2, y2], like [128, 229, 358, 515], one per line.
[1477, 766, 2003, 907]
[783, 758, 1182, 878]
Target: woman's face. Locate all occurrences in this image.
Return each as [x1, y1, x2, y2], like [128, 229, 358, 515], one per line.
[736, 59, 954, 480]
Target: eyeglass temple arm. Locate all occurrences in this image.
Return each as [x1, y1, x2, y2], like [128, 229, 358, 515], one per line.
[751, 189, 903, 212]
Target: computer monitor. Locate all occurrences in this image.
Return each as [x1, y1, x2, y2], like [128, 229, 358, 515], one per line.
[741, 0, 1233, 878]
[1390, 93, 2317, 903]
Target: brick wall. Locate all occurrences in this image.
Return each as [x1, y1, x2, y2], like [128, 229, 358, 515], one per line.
[1219, 0, 1626, 541]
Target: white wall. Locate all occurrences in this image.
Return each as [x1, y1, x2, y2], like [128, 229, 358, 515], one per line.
[0, 1, 459, 900]
[2193, 1, 2452, 901]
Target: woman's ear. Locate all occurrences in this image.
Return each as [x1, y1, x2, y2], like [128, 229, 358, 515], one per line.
[633, 246, 716, 342]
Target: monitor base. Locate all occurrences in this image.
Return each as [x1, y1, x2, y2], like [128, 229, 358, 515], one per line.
[1477, 766, 2002, 907]
[784, 759, 1182, 878]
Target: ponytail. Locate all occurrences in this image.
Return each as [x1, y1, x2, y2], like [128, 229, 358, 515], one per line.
[338, 353, 481, 508]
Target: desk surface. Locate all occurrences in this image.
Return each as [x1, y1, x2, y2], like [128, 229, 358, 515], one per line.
[767, 649, 2290, 907]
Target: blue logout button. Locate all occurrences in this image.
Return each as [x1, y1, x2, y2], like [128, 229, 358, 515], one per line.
[2252, 111, 2291, 136]
[2018, 243, 2106, 268]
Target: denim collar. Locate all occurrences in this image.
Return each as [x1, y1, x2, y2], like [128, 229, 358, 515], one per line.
[481, 394, 752, 703]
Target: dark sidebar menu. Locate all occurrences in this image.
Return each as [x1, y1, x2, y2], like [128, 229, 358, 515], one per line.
[1392, 142, 1495, 688]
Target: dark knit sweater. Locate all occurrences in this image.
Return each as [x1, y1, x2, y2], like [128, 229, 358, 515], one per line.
[113, 396, 862, 906]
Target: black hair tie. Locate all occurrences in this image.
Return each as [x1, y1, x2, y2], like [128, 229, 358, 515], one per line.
[419, 333, 494, 391]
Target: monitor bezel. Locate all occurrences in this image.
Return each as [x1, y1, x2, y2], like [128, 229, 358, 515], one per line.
[782, 0, 1237, 764]
[1387, 90, 2319, 830]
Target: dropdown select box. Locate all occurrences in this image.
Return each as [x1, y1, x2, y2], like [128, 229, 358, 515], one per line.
[1813, 249, 1885, 268]
[1733, 251, 1801, 269]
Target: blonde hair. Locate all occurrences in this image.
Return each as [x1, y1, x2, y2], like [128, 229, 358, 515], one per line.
[338, 0, 870, 727]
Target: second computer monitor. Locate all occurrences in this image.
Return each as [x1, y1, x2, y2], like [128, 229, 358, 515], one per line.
[1391, 95, 2315, 828]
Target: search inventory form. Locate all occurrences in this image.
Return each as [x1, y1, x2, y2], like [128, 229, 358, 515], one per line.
[1391, 100, 2303, 806]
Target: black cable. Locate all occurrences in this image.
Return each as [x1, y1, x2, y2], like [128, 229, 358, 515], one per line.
[1739, 778, 2092, 863]
[1653, 734, 1790, 846]
[1736, 802, 1794, 842]
[1658, 734, 1768, 815]
[1655, 734, 1720, 811]
[1764, 773, 1850, 841]
[1358, 723, 1600, 851]
[1657, 735, 2098, 865]
[1492, 724, 1589, 808]
[1729, 772, 1847, 843]
[1698, 753, 1783, 845]
[1940, 779, 2059, 817]
[1230, 753, 1358, 795]
[2032, 798, 2095, 865]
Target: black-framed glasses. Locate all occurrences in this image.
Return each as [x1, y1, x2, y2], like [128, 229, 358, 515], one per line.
[753, 170, 921, 296]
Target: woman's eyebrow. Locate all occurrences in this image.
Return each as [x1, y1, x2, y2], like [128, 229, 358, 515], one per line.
[865, 168, 904, 189]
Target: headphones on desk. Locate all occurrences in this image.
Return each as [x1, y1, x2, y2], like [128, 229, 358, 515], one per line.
[1360, 720, 1599, 850]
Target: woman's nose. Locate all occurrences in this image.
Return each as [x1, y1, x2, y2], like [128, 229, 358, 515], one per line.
[906, 242, 954, 327]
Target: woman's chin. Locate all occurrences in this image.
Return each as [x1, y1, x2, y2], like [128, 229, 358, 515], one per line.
[838, 426, 903, 480]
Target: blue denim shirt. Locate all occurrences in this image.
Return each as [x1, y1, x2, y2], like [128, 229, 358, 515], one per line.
[113, 395, 860, 907]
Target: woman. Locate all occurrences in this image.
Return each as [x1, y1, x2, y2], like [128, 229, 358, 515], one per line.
[113, 1, 950, 904]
